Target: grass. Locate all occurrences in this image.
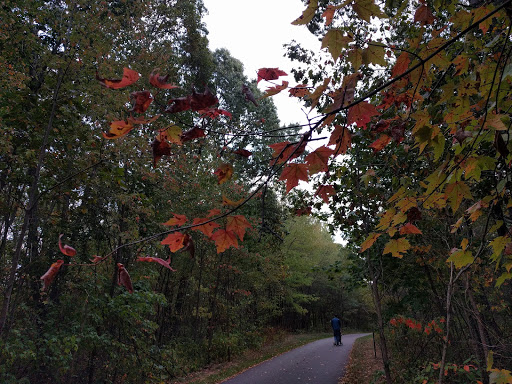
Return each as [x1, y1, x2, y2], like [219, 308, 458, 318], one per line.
[169, 331, 331, 384]
[339, 334, 386, 384]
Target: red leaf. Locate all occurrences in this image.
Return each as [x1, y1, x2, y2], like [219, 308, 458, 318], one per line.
[214, 163, 234, 185]
[90, 255, 104, 263]
[305, 146, 334, 174]
[182, 234, 195, 258]
[152, 137, 172, 167]
[328, 125, 352, 155]
[181, 126, 206, 142]
[414, 4, 435, 25]
[269, 141, 293, 164]
[40, 260, 64, 291]
[315, 185, 336, 203]
[392, 52, 411, 77]
[207, 209, 222, 217]
[166, 96, 191, 113]
[130, 91, 153, 113]
[190, 86, 218, 111]
[58, 234, 77, 257]
[163, 213, 188, 227]
[257, 67, 287, 83]
[192, 218, 220, 237]
[233, 148, 252, 158]
[103, 120, 134, 140]
[296, 206, 312, 216]
[149, 69, 179, 89]
[279, 163, 309, 193]
[199, 108, 232, 119]
[161, 232, 186, 252]
[211, 229, 239, 253]
[117, 263, 133, 293]
[137, 256, 176, 271]
[391, 122, 406, 143]
[399, 223, 423, 235]
[347, 101, 380, 128]
[97, 67, 140, 89]
[369, 134, 392, 152]
[226, 215, 252, 241]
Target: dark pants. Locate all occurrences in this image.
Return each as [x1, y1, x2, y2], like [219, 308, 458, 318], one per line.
[333, 329, 341, 345]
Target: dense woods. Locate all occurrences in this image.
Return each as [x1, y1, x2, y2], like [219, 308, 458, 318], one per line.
[1, 0, 512, 383]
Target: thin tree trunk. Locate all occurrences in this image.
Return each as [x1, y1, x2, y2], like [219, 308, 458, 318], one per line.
[438, 262, 455, 384]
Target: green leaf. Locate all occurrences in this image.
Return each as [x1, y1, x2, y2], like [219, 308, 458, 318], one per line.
[383, 237, 411, 258]
[495, 272, 512, 288]
[362, 42, 386, 66]
[321, 29, 352, 61]
[291, 0, 318, 25]
[446, 249, 474, 268]
[489, 236, 508, 262]
[352, 0, 386, 22]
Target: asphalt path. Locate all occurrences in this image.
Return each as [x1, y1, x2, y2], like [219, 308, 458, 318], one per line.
[220, 333, 370, 384]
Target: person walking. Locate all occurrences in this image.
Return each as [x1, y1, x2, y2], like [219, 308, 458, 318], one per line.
[331, 315, 342, 346]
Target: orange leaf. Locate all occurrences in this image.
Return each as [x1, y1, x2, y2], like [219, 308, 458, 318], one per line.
[369, 134, 392, 152]
[347, 101, 380, 128]
[161, 232, 186, 252]
[58, 234, 76, 257]
[399, 223, 423, 235]
[163, 213, 188, 227]
[360, 233, 381, 253]
[103, 120, 134, 139]
[211, 229, 239, 253]
[207, 209, 222, 217]
[117, 263, 133, 293]
[322, 5, 338, 26]
[289, 84, 311, 98]
[263, 81, 289, 98]
[214, 163, 234, 184]
[226, 215, 252, 240]
[137, 256, 176, 271]
[97, 67, 139, 89]
[315, 185, 336, 203]
[392, 52, 411, 77]
[222, 195, 244, 207]
[40, 260, 64, 291]
[279, 163, 309, 193]
[149, 69, 179, 89]
[130, 91, 153, 113]
[306, 146, 334, 174]
[192, 218, 220, 237]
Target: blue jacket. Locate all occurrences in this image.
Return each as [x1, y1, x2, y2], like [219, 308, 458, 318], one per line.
[331, 317, 341, 331]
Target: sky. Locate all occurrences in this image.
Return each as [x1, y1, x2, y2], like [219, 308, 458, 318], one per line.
[202, 0, 320, 127]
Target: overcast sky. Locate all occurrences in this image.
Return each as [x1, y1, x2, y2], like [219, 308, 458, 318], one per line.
[202, 0, 320, 126]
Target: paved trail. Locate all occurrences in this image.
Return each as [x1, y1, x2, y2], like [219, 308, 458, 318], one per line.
[220, 333, 370, 384]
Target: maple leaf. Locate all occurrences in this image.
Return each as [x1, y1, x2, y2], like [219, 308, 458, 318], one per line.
[58, 234, 76, 257]
[192, 217, 220, 237]
[308, 77, 331, 110]
[40, 260, 64, 291]
[369, 134, 392, 153]
[149, 69, 179, 89]
[214, 163, 234, 185]
[306, 146, 334, 174]
[257, 68, 287, 83]
[321, 29, 351, 61]
[269, 141, 293, 164]
[199, 108, 232, 119]
[211, 229, 239, 253]
[117, 263, 133, 293]
[289, 84, 311, 98]
[279, 163, 309, 193]
[242, 84, 258, 106]
[347, 101, 380, 128]
[322, 4, 343, 26]
[137, 256, 176, 271]
[414, 4, 435, 25]
[315, 185, 336, 203]
[181, 126, 206, 142]
[390, 122, 406, 143]
[226, 215, 252, 241]
[96, 67, 139, 89]
[158, 125, 182, 145]
[152, 137, 172, 167]
[291, 0, 318, 25]
[222, 195, 244, 207]
[233, 148, 252, 158]
[446, 248, 474, 268]
[263, 81, 289, 98]
[383, 237, 411, 258]
[90, 255, 104, 263]
[103, 120, 134, 139]
[190, 86, 218, 111]
[392, 52, 411, 77]
[296, 206, 312, 216]
[328, 125, 352, 155]
[166, 96, 191, 113]
[161, 232, 187, 252]
[360, 233, 381, 253]
[130, 91, 153, 113]
[352, 0, 385, 22]
[162, 213, 188, 227]
[445, 181, 473, 213]
[207, 209, 222, 217]
[399, 223, 423, 235]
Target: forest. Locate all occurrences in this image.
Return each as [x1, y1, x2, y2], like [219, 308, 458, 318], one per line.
[0, 0, 511, 383]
